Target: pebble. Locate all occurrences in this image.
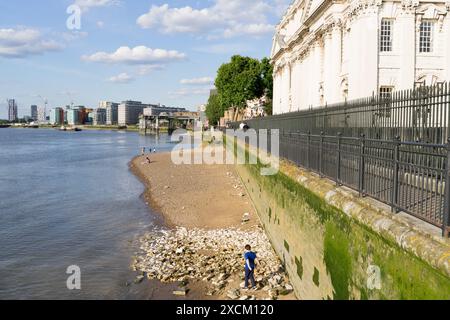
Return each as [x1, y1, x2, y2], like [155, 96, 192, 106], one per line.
[173, 288, 188, 296]
[132, 226, 291, 300]
[227, 289, 240, 300]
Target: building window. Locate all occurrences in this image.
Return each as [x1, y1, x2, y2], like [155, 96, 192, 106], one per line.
[380, 19, 393, 52]
[419, 21, 433, 53]
[379, 87, 393, 117]
[380, 86, 393, 100]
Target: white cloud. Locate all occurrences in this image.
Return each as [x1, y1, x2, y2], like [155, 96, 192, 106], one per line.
[224, 23, 275, 38]
[137, 4, 219, 34]
[137, 64, 165, 75]
[0, 27, 62, 58]
[107, 72, 133, 83]
[180, 77, 214, 85]
[169, 87, 213, 97]
[82, 46, 186, 65]
[96, 21, 105, 29]
[137, 0, 281, 38]
[74, 0, 120, 11]
[194, 43, 252, 55]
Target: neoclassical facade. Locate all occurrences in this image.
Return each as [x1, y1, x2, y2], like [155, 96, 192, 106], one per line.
[271, 0, 450, 114]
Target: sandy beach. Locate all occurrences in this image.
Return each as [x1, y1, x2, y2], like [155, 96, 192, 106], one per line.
[130, 151, 296, 300]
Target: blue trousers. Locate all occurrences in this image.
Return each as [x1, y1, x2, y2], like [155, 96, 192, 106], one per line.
[245, 268, 256, 288]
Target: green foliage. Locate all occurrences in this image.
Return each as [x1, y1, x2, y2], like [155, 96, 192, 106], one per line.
[313, 267, 320, 287]
[260, 57, 273, 99]
[264, 98, 273, 116]
[324, 221, 352, 300]
[215, 55, 264, 110]
[206, 55, 274, 124]
[205, 93, 223, 126]
[295, 256, 304, 280]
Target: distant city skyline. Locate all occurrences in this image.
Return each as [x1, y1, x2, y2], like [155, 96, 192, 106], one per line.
[0, 0, 291, 119]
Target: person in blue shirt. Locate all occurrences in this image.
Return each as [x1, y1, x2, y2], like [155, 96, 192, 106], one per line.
[243, 244, 257, 290]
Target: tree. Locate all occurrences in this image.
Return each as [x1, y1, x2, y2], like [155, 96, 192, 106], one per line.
[260, 57, 273, 100]
[205, 92, 223, 127]
[215, 55, 265, 120]
[205, 55, 274, 124]
[260, 57, 274, 116]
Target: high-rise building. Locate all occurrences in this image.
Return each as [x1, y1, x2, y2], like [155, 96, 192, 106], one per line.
[72, 106, 86, 124]
[8, 99, 18, 122]
[37, 107, 47, 123]
[67, 109, 80, 125]
[50, 108, 64, 125]
[118, 101, 147, 126]
[30, 105, 38, 121]
[93, 108, 107, 125]
[99, 101, 119, 125]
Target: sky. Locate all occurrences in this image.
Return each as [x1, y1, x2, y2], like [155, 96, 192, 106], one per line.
[0, 0, 291, 118]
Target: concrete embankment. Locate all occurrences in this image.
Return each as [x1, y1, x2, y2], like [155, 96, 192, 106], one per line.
[130, 152, 296, 300]
[233, 138, 450, 300]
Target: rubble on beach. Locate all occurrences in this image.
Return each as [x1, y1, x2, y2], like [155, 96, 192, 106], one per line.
[132, 226, 294, 300]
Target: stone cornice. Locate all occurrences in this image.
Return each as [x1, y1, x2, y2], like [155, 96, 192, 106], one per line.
[346, 0, 382, 19]
[272, 0, 333, 62]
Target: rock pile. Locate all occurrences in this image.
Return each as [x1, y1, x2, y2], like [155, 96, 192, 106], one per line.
[132, 226, 293, 299]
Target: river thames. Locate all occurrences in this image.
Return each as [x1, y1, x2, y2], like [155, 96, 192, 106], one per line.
[0, 128, 176, 299]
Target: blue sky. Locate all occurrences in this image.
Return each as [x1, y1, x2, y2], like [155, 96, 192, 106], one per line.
[0, 0, 290, 118]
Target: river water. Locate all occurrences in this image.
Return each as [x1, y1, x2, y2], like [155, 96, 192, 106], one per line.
[0, 128, 176, 299]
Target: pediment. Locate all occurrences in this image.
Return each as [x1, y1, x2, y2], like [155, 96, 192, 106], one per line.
[417, 4, 447, 18]
[304, 0, 326, 20]
[271, 32, 288, 58]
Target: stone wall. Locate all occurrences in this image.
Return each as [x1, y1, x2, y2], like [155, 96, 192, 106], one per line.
[235, 150, 450, 300]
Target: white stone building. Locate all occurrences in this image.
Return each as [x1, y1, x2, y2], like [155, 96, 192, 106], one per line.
[272, 0, 450, 115]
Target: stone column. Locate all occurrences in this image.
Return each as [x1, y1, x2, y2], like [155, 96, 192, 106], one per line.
[397, 6, 416, 90]
[330, 24, 343, 104]
[323, 30, 333, 105]
[273, 69, 280, 115]
[311, 40, 322, 107]
[446, 14, 450, 81]
[348, 6, 380, 99]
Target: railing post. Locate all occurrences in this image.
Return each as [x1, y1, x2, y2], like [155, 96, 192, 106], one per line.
[320, 131, 324, 177]
[391, 136, 401, 213]
[359, 134, 366, 196]
[336, 132, 342, 185]
[307, 131, 311, 170]
[443, 138, 450, 237]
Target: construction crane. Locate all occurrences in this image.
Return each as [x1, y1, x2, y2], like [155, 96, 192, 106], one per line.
[66, 92, 75, 108]
[37, 95, 48, 123]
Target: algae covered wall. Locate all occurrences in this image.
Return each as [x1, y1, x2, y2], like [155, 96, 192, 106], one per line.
[236, 162, 450, 300]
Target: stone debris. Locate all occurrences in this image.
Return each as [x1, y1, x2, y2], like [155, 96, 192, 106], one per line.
[173, 288, 188, 296]
[242, 213, 250, 223]
[132, 226, 291, 300]
[134, 275, 144, 284]
[227, 289, 240, 300]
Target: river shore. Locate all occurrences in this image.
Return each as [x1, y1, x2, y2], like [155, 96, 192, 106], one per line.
[130, 151, 296, 300]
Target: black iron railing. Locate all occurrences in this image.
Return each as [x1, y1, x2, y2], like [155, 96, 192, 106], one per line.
[231, 83, 450, 237]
